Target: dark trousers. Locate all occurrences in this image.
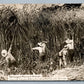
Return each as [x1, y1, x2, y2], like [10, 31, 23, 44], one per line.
[68, 49, 74, 62]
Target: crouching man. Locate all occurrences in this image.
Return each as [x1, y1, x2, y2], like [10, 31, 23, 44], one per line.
[59, 45, 68, 68]
[1, 46, 17, 73]
[31, 41, 47, 61]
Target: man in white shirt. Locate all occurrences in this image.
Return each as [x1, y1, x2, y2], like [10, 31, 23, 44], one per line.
[65, 38, 74, 50]
[32, 41, 47, 57]
[65, 38, 74, 62]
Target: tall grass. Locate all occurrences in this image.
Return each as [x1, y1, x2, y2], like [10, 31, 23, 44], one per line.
[0, 5, 84, 74]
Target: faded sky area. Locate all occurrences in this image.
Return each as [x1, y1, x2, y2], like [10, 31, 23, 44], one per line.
[0, 0, 84, 4]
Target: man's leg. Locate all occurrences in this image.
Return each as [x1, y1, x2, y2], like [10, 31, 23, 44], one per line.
[70, 50, 74, 62]
[63, 55, 67, 67]
[5, 59, 11, 74]
[59, 57, 62, 69]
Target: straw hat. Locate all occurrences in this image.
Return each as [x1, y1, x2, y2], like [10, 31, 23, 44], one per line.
[1, 49, 8, 57]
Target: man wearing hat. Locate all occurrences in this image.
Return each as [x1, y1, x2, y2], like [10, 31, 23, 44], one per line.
[32, 41, 48, 56]
[1, 47, 16, 72]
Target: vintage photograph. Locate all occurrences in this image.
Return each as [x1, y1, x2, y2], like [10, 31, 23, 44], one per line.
[0, 4, 84, 80]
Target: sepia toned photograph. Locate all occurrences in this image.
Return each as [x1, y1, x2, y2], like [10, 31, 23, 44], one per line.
[0, 3, 84, 80]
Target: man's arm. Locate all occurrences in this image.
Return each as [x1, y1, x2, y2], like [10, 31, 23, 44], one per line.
[8, 44, 12, 53]
[59, 48, 64, 56]
[32, 47, 40, 51]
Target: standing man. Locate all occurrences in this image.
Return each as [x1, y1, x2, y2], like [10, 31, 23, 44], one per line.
[65, 37, 74, 62]
[59, 45, 68, 68]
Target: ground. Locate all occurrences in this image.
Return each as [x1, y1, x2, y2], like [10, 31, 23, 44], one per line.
[48, 63, 84, 80]
[0, 63, 84, 80]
